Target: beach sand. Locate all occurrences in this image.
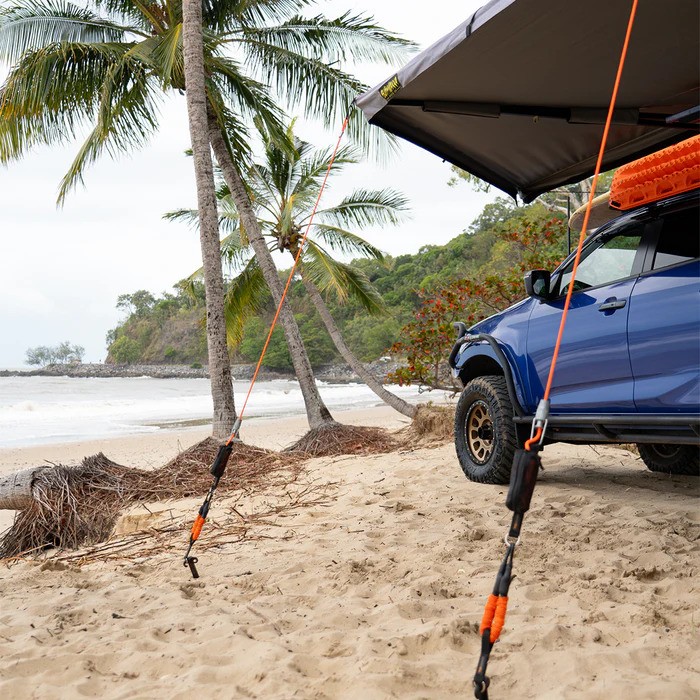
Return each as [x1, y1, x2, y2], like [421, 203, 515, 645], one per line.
[0, 405, 698, 698]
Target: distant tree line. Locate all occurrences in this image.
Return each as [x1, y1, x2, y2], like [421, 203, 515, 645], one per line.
[26, 342, 85, 367]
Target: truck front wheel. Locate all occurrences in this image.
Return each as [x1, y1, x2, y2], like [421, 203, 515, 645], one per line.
[455, 375, 517, 484]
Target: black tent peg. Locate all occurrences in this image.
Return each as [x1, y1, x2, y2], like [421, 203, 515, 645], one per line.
[185, 556, 199, 579]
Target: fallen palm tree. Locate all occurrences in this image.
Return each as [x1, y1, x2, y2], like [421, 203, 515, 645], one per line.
[0, 439, 302, 558]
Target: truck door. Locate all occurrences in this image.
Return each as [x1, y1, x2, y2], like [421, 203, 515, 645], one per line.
[525, 221, 647, 412]
[628, 200, 700, 412]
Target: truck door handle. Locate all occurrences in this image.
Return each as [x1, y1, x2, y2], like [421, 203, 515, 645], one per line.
[598, 298, 627, 311]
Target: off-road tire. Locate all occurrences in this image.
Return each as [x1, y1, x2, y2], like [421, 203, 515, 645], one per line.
[637, 443, 700, 476]
[455, 375, 517, 484]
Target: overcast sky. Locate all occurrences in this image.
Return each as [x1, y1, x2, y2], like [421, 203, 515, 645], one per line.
[0, 0, 494, 367]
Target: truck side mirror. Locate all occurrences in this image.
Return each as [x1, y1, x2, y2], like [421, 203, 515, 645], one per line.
[524, 269, 551, 299]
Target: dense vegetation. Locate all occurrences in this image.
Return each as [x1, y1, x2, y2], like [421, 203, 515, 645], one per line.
[106, 197, 567, 368]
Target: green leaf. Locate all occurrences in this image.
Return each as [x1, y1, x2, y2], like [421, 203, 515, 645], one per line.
[0, 41, 140, 164]
[313, 188, 410, 230]
[57, 53, 161, 202]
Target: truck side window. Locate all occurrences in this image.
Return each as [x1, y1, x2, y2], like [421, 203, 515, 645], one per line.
[653, 205, 700, 270]
[558, 229, 642, 296]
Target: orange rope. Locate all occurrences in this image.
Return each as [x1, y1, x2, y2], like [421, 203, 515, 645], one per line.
[525, 0, 639, 451]
[225, 113, 351, 445]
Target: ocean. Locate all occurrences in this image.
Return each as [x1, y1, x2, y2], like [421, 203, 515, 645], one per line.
[0, 375, 425, 448]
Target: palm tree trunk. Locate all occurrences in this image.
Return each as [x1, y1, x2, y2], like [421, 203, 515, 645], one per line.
[207, 121, 334, 430]
[182, 0, 236, 439]
[300, 273, 417, 419]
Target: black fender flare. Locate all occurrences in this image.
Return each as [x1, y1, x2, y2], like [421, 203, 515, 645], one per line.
[452, 333, 526, 419]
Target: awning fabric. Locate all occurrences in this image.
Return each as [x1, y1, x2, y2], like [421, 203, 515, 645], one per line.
[357, 0, 700, 202]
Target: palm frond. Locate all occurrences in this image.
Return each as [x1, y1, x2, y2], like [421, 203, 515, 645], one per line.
[57, 55, 161, 202]
[206, 0, 310, 34]
[244, 162, 279, 205]
[220, 229, 255, 273]
[236, 39, 397, 160]
[290, 143, 358, 201]
[207, 54, 287, 152]
[96, 0, 168, 33]
[313, 188, 410, 229]
[90, 0, 157, 32]
[163, 0, 181, 29]
[302, 240, 386, 315]
[345, 105, 400, 164]
[241, 39, 357, 123]
[224, 258, 270, 346]
[163, 207, 201, 227]
[232, 12, 415, 64]
[164, 203, 249, 258]
[308, 224, 385, 261]
[206, 90, 254, 168]
[0, 0, 134, 63]
[127, 24, 184, 88]
[0, 41, 134, 162]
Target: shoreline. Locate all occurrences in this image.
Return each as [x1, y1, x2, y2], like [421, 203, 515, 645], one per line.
[0, 403, 414, 474]
[0, 358, 402, 383]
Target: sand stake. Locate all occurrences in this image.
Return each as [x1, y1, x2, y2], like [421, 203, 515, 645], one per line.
[183, 426, 237, 578]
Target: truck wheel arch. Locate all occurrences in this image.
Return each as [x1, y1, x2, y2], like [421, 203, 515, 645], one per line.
[455, 339, 528, 420]
[458, 354, 504, 385]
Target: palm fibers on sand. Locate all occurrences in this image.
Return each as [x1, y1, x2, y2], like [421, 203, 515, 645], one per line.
[284, 422, 397, 457]
[399, 404, 455, 445]
[0, 438, 302, 558]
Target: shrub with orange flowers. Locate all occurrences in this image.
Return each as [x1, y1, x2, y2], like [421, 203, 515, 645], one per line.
[389, 210, 566, 391]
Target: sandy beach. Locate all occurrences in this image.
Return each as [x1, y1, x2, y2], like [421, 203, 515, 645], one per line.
[0, 405, 698, 699]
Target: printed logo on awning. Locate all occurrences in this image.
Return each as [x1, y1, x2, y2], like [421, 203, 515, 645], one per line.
[379, 75, 402, 101]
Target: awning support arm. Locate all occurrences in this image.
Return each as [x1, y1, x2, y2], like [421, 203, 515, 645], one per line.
[388, 99, 700, 130]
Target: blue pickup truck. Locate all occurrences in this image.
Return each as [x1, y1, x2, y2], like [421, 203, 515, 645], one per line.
[449, 189, 700, 483]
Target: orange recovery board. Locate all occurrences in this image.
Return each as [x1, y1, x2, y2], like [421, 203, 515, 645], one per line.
[610, 134, 700, 210]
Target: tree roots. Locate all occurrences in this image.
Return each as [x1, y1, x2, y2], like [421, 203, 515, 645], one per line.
[284, 422, 397, 457]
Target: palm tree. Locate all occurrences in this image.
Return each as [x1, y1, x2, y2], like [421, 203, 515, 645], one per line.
[169, 124, 418, 418]
[0, 0, 413, 432]
[181, 0, 235, 437]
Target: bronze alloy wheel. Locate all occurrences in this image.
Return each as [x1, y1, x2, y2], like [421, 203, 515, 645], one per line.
[455, 375, 517, 484]
[466, 400, 494, 464]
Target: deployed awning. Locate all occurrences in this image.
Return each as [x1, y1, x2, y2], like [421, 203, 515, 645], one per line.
[357, 0, 700, 202]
